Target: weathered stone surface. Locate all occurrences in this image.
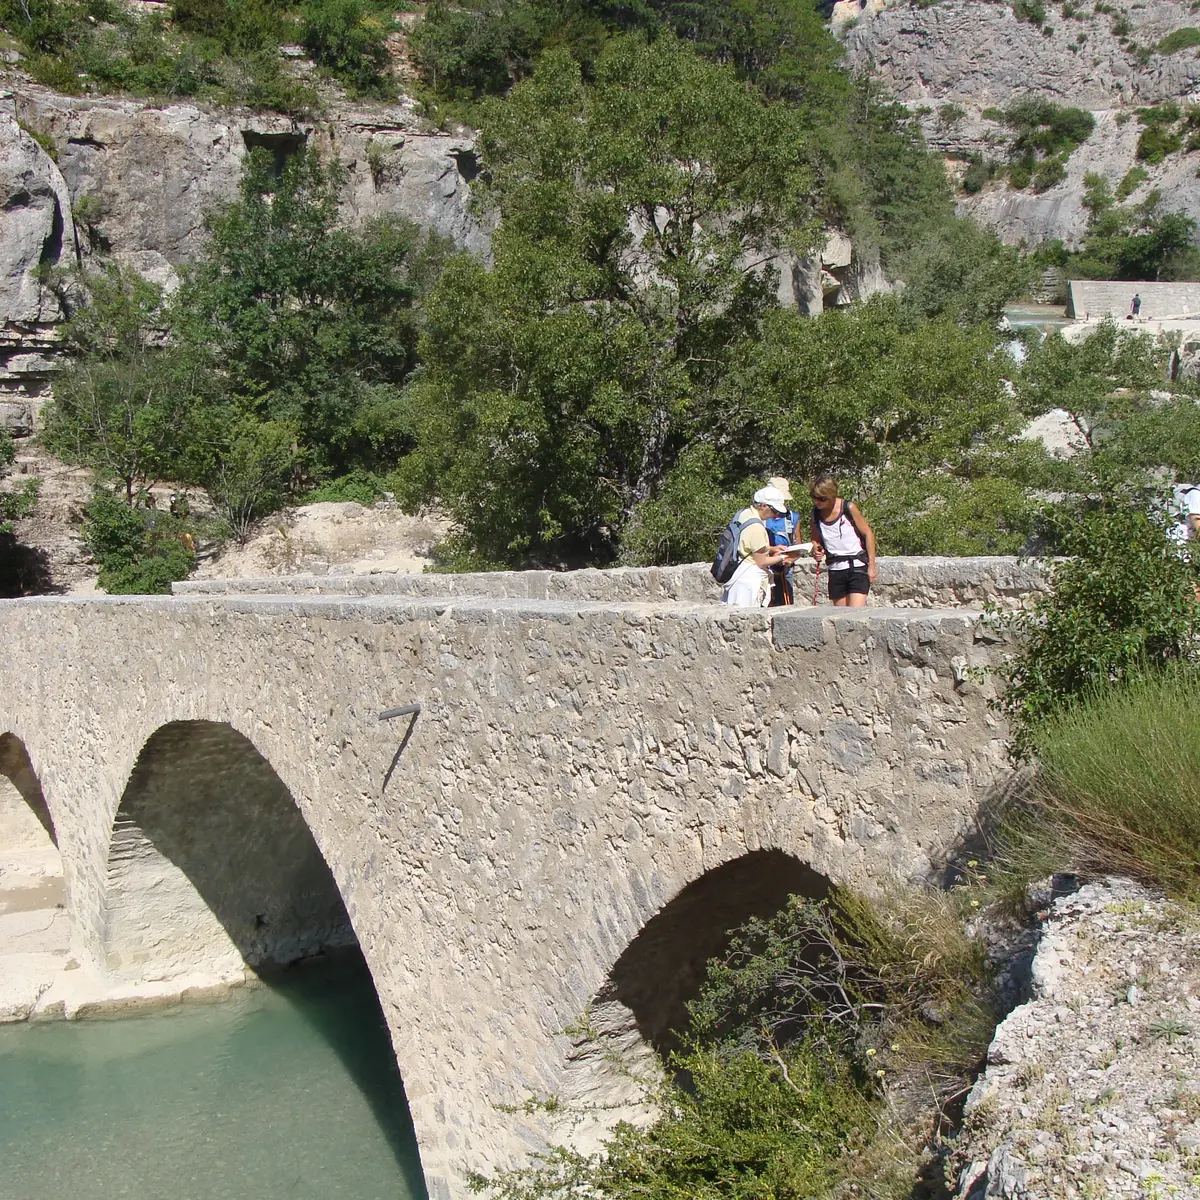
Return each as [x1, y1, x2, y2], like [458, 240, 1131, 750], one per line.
[953, 879, 1200, 1199]
[0, 399, 33, 435]
[0, 570, 1020, 1200]
[0, 109, 75, 396]
[846, 0, 1200, 109]
[846, 0, 1200, 247]
[175, 554, 1049, 610]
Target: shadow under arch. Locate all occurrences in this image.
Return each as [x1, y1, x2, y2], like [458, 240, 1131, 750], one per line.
[104, 719, 427, 1195]
[559, 850, 832, 1143]
[608, 849, 832, 1061]
[0, 731, 58, 847]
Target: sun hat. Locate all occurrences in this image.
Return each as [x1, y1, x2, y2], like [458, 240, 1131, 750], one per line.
[767, 476, 792, 500]
[752, 486, 788, 514]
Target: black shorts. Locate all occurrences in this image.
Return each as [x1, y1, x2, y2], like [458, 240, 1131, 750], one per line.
[827, 565, 870, 602]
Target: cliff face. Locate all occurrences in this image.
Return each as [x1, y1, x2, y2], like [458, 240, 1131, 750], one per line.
[0, 80, 487, 402]
[846, 0, 1200, 248]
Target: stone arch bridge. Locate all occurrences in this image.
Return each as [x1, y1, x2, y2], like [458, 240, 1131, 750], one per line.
[0, 557, 1039, 1200]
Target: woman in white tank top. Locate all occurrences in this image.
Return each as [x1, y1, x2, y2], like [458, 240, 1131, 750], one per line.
[809, 474, 877, 607]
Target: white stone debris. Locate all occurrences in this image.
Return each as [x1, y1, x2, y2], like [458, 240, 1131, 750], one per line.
[953, 878, 1200, 1199]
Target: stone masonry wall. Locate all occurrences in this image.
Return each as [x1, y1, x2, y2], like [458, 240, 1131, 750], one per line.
[0, 590, 1012, 1200]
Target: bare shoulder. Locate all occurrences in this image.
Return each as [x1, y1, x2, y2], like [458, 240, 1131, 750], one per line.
[848, 501, 872, 525]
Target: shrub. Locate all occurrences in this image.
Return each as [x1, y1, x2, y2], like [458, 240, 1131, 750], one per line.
[1157, 25, 1200, 53]
[961, 157, 993, 192]
[1032, 154, 1066, 191]
[1138, 124, 1184, 163]
[82, 490, 195, 594]
[472, 888, 998, 1200]
[992, 492, 1200, 756]
[302, 468, 385, 505]
[1006, 670, 1200, 897]
[1116, 164, 1149, 199]
[299, 0, 392, 95]
[1012, 0, 1047, 24]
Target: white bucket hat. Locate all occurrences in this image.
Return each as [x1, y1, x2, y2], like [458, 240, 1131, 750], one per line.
[752, 486, 788, 514]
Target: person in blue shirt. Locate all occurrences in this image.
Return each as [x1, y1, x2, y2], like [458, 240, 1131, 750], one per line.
[763, 476, 801, 606]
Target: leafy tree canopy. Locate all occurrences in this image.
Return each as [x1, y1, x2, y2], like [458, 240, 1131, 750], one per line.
[396, 37, 820, 566]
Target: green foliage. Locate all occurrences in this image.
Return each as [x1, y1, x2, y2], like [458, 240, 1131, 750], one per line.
[1138, 123, 1183, 163]
[1001, 96, 1094, 189]
[0, 431, 38, 538]
[412, 0, 956, 274]
[992, 492, 1200, 755]
[49, 150, 442, 548]
[204, 417, 297, 541]
[1010, 670, 1200, 896]
[1066, 175, 1200, 281]
[1157, 25, 1200, 52]
[618, 444, 752, 566]
[299, 0, 392, 94]
[81, 489, 196, 593]
[1011, 0, 1047, 24]
[0, 0, 348, 114]
[891, 220, 1035, 325]
[1116, 164, 1149, 199]
[397, 37, 818, 566]
[0, 451, 43, 597]
[473, 888, 998, 1200]
[301, 468, 387, 505]
[43, 265, 213, 501]
[171, 148, 446, 478]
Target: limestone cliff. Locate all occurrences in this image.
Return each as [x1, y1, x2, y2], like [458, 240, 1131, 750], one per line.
[845, 0, 1200, 248]
[0, 79, 487, 401]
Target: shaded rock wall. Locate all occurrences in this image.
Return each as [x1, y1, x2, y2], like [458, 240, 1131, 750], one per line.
[0, 81, 487, 401]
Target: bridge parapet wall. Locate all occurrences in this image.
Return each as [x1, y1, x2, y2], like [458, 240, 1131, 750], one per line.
[174, 554, 1047, 611]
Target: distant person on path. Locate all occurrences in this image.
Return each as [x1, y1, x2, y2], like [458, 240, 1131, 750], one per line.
[1130, 293, 1142, 318]
[764, 476, 802, 607]
[809, 476, 876, 607]
[1169, 482, 1200, 543]
[713, 487, 795, 607]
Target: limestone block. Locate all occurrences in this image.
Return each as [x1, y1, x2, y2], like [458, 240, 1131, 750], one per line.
[0, 400, 33, 435]
[0, 112, 75, 328]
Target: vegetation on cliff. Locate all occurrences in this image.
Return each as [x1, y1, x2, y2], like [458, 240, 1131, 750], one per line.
[0, 0, 397, 111]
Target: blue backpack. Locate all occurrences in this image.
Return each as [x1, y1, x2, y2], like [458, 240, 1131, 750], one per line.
[711, 513, 764, 584]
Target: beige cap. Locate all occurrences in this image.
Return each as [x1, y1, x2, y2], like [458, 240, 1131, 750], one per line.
[767, 476, 792, 500]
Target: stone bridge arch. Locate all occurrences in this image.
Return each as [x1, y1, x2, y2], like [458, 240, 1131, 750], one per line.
[556, 848, 833, 1149]
[101, 719, 358, 983]
[0, 731, 69, 971]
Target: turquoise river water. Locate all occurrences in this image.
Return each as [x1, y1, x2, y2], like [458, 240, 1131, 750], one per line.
[0, 958, 428, 1200]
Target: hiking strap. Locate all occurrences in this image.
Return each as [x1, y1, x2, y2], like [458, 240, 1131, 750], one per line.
[812, 500, 868, 566]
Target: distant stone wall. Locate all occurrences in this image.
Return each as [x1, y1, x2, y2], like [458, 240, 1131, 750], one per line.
[175, 554, 1047, 610]
[0, 588, 1020, 1200]
[1068, 279, 1200, 320]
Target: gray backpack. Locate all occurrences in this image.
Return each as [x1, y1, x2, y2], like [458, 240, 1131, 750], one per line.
[711, 513, 763, 584]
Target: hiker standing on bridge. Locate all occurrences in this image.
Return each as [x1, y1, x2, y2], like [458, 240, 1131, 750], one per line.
[1130, 293, 1142, 319]
[712, 487, 796, 607]
[763, 476, 803, 607]
[810, 476, 876, 607]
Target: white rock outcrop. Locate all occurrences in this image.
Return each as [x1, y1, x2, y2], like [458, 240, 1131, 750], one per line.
[954, 878, 1200, 1199]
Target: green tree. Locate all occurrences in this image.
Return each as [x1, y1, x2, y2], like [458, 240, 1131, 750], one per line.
[994, 490, 1200, 755]
[1067, 174, 1200, 281]
[81, 489, 195, 594]
[43, 266, 211, 501]
[170, 147, 447, 479]
[398, 36, 818, 566]
[1016, 319, 1171, 456]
